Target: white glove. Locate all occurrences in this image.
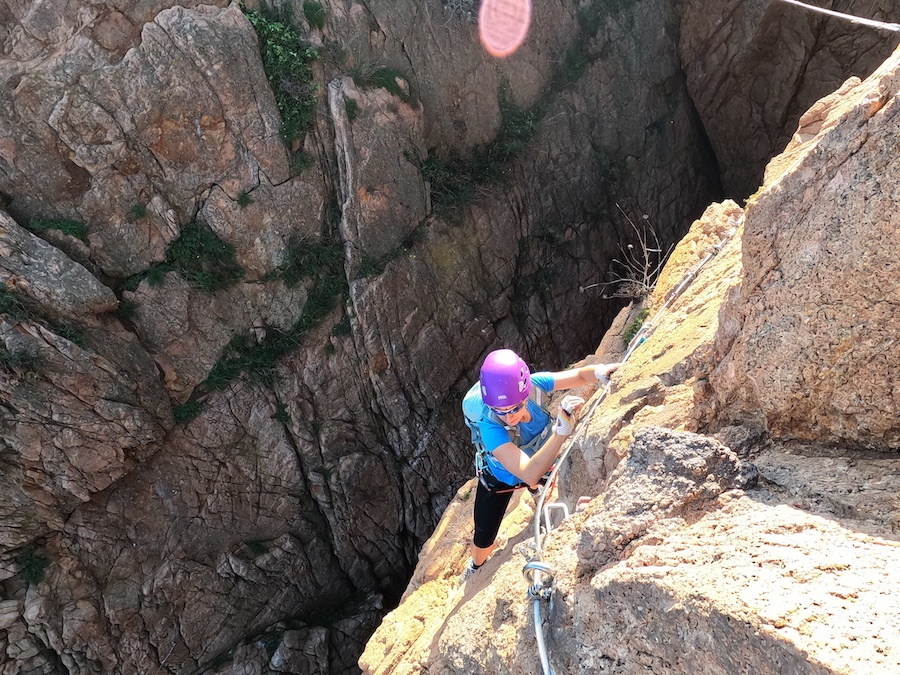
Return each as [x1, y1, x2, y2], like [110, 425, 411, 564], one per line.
[594, 362, 621, 385]
[552, 395, 584, 437]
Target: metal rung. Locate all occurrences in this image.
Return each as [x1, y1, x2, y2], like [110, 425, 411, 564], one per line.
[543, 502, 569, 532]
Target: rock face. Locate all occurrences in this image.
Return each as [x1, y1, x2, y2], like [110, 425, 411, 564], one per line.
[0, 213, 117, 320]
[360, 44, 900, 675]
[707, 53, 900, 447]
[0, 219, 171, 551]
[2, 2, 284, 278]
[678, 0, 900, 197]
[0, 0, 896, 673]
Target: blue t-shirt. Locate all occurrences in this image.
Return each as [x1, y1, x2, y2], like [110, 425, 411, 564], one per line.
[478, 372, 554, 486]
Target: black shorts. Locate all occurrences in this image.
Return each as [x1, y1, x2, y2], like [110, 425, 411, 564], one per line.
[472, 478, 516, 549]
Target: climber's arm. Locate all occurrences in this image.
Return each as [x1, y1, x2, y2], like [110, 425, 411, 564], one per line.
[493, 434, 567, 487]
[550, 363, 621, 390]
[493, 396, 584, 485]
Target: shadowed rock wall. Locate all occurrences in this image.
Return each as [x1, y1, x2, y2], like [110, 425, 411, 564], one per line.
[0, 0, 895, 673]
[677, 0, 900, 197]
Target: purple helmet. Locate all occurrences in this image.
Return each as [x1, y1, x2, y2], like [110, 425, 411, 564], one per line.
[479, 349, 531, 407]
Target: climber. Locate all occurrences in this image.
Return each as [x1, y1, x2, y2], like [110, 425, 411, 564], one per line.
[460, 348, 620, 582]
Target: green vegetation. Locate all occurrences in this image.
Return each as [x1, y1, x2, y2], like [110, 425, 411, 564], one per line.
[243, 5, 319, 144]
[493, 93, 541, 157]
[420, 152, 474, 211]
[292, 151, 315, 173]
[281, 240, 347, 332]
[167, 221, 244, 291]
[246, 540, 268, 556]
[205, 330, 288, 390]
[562, 43, 589, 85]
[108, 205, 354, 423]
[366, 67, 409, 101]
[116, 298, 138, 323]
[260, 629, 284, 657]
[51, 323, 87, 348]
[28, 218, 88, 242]
[236, 191, 254, 208]
[357, 254, 382, 279]
[204, 236, 346, 391]
[278, 237, 343, 288]
[532, 224, 566, 247]
[124, 221, 244, 292]
[129, 203, 148, 220]
[576, 2, 605, 36]
[0, 288, 86, 355]
[273, 403, 291, 425]
[0, 288, 27, 320]
[421, 0, 624, 214]
[303, 0, 326, 29]
[293, 276, 347, 332]
[623, 308, 650, 347]
[421, 87, 540, 211]
[352, 65, 410, 102]
[0, 344, 14, 368]
[156, 221, 245, 292]
[357, 243, 409, 279]
[515, 266, 556, 297]
[331, 313, 351, 336]
[0, 344, 38, 373]
[144, 265, 168, 288]
[16, 550, 49, 586]
[576, 0, 640, 36]
[122, 273, 143, 293]
[355, 223, 425, 279]
[173, 400, 202, 424]
[344, 97, 359, 122]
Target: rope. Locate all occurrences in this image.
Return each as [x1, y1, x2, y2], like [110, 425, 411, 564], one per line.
[776, 0, 900, 32]
[523, 214, 743, 674]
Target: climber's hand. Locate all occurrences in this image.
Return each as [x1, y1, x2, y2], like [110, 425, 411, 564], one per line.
[594, 362, 621, 385]
[552, 395, 585, 437]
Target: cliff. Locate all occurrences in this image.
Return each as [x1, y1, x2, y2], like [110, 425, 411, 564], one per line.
[360, 44, 900, 674]
[0, 0, 897, 674]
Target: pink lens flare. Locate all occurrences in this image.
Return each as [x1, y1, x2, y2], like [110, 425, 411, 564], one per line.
[478, 0, 532, 58]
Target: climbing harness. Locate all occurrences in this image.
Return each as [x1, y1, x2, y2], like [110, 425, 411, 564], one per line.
[521, 214, 743, 675]
[776, 0, 900, 33]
